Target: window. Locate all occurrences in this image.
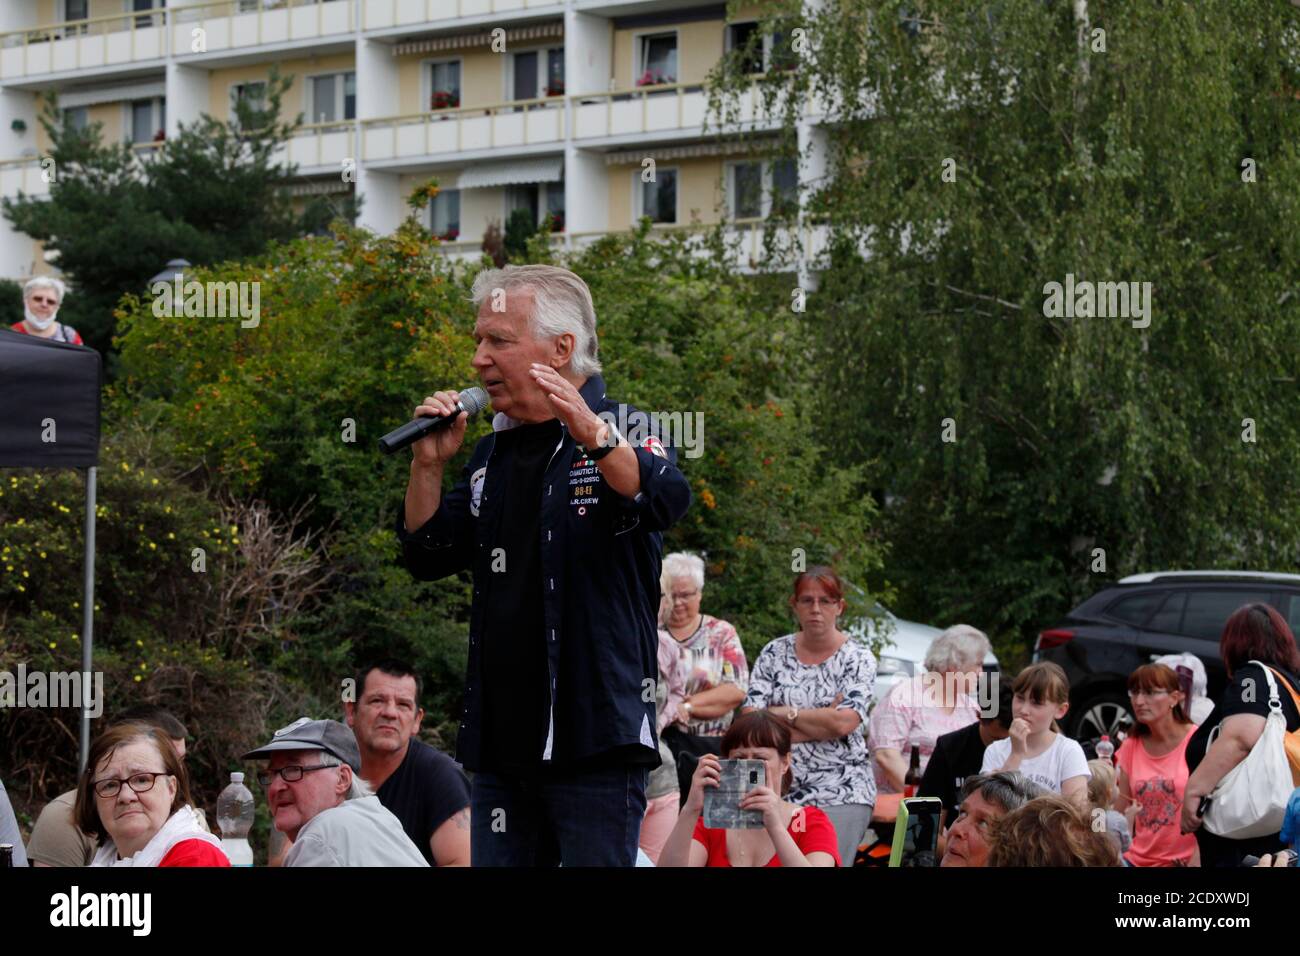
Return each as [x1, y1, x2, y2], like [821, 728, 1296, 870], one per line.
[726, 22, 762, 74]
[639, 168, 677, 224]
[544, 179, 564, 231]
[430, 189, 460, 240]
[1147, 592, 1186, 634]
[772, 158, 798, 215]
[730, 162, 762, 219]
[509, 48, 565, 101]
[128, 98, 165, 145]
[508, 184, 539, 226]
[1181, 591, 1272, 641]
[546, 48, 565, 97]
[768, 21, 800, 72]
[232, 81, 267, 126]
[513, 51, 539, 101]
[63, 107, 89, 132]
[1106, 591, 1163, 627]
[429, 61, 461, 110]
[309, 72, 356, 123]
[637, 33, 677, 86]
[726, 159, 799, 220]
[133, 0, 162, 29]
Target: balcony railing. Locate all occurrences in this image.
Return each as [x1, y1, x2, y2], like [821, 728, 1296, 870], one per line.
[277, 119, 356, 169]
[0, 1, 355, 80]
[362, 97, 563, 162]
[570, 81, 773, 141]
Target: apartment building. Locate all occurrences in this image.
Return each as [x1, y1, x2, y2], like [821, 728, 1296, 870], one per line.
[0, 0, 830, 281]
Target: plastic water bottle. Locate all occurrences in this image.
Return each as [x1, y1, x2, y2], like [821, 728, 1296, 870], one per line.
[216, 772, 255, 866]
[1095, 735, 1115, 764]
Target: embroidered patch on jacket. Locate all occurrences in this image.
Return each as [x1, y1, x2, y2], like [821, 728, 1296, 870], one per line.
[469, 466, 487, 517]
[641, 435, 668, 459]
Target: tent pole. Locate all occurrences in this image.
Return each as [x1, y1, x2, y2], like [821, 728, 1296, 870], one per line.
[79, 466, 97, 775]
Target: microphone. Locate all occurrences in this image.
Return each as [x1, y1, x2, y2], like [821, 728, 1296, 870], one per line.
[377, 386, 489, 455]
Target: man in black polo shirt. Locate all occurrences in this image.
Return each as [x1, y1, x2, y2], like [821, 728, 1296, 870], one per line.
[344, 660, 471, 866]
[396, 265, 691, 866]
[920, 677, 1014, 824]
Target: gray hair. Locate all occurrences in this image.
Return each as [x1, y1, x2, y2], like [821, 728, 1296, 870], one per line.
[315, 751, 373, 801]
[24, 275, 66, 302]
[470, 265, 601, 378]
[925, 624, 990, 674]
[960, 771, 1048, 815]
[662, 552, 705, 592]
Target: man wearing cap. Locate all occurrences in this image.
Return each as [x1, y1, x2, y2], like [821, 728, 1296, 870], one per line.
[244, 718, 428, 867]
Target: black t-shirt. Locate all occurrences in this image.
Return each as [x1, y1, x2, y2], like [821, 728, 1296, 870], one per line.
[1185, 661, 1300, 866]
[480, 419, 562, 775]
[919, 721, 990, 823]
[376, 738, 471, 865]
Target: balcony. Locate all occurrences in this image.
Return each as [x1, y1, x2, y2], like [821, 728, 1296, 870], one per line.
[277, 120, 356, 171]
[0, 1, 357, 82]
[0, 158, 52, 199]
[570, 81, 773, 145]
[362, 97, 564, 166]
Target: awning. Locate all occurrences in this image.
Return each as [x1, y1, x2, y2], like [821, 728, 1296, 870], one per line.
[457, 156, 562, 189]
[61, 80, 166, 109]
[284, 180, 354, 197]
[393, 21, 563, 56]
[603, 140, 770, 165]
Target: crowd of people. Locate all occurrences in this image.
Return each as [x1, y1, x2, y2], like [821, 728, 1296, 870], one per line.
[5, 562, 1297, 868]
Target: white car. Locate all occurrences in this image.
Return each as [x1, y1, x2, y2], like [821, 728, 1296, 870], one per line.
[846, 604, 1000, 710]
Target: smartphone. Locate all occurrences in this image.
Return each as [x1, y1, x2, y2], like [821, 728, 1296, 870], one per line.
[703, 759, 766, 829]
[889, 797, 943, 867]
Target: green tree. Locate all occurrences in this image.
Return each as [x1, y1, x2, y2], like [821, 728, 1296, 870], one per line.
[3, 68, 315, 354]
[716, 0, 1300, 648]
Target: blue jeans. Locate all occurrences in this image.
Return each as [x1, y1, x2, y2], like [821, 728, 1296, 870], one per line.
[470, 765, 649, 867]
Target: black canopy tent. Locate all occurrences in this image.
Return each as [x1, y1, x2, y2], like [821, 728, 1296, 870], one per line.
[0, 329, 102, 772]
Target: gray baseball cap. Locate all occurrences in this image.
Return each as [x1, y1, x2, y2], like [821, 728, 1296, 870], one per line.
[242, 717, 361, 772]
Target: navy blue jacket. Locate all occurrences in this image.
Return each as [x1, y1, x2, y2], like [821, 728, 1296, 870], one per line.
[397, 374, 692, 772]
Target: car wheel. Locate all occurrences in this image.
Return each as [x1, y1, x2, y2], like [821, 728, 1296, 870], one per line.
[1070, 692, 1134, 750]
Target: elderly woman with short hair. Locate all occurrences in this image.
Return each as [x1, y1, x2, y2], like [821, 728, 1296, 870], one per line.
[10, 276, 82, 344]
[869, 624, 991, 793]
[660, 551, 749, 799]
[75, 722, 228, 867]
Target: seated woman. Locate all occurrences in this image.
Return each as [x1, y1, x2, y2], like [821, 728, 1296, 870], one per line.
[658, 710, 839, 867]
[75, 722, 229, 867]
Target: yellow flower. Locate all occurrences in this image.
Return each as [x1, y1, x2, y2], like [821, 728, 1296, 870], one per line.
[148, 542, 156, 550]
[167, 533, 175, 540]
[22, 570, 28, 578]
[136, 639, 143, 647]
[133, 675, 142, 682]
[39, 551, 46, 558]
[151, 478, 159, 485]
[48, 641, 57, 649]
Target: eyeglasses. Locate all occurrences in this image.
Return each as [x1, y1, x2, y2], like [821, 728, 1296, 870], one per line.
[29, 296, 58, 306]
[256, 764, 334, 787]
[92, 771, 171, 798]
[1127, 689, 1170, 700]
[670, 591, 699, 602]
[796, 596, 840, 608]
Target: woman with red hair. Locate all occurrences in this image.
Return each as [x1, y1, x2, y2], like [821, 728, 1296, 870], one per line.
[1181, 603, 1300, 866]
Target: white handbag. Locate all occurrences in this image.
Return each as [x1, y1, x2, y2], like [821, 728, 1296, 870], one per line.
[1202, 661, 1296, 840]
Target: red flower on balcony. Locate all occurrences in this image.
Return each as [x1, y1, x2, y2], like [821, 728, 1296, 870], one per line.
[636, 71, 674, 88]
[545, 212, 564, 233]
[544, 82, 566, 97]
[153, 129, 166, 142]
[430, 90, 460, 110]
[439, 228, 460, 241]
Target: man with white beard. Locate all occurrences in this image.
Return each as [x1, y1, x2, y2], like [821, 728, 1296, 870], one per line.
[9, 276, 83, 345]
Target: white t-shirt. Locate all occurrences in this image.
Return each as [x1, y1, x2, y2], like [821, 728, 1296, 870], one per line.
[284, 794, 429, 867]
[979, 733, 1091, 793]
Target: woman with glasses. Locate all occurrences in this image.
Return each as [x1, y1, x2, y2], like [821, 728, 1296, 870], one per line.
[868, 624, 990, 795]
[660, 552, 749, 800]
[75, 722, 228, 867]
[742, 566, 877, 867]
[10, 276, 83, 345]
[1114, 664, 1198, 866]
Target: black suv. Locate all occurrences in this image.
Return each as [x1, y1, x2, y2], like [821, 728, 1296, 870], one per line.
[1034, 572, 1300, 747]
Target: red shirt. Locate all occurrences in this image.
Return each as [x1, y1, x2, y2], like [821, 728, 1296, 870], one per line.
[691, 806, 841, 867]
[158, 840, 231, 867]
[9, 321, 83, 345]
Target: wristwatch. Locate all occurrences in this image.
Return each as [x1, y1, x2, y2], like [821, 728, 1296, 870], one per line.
[585, 424, 623, 461]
